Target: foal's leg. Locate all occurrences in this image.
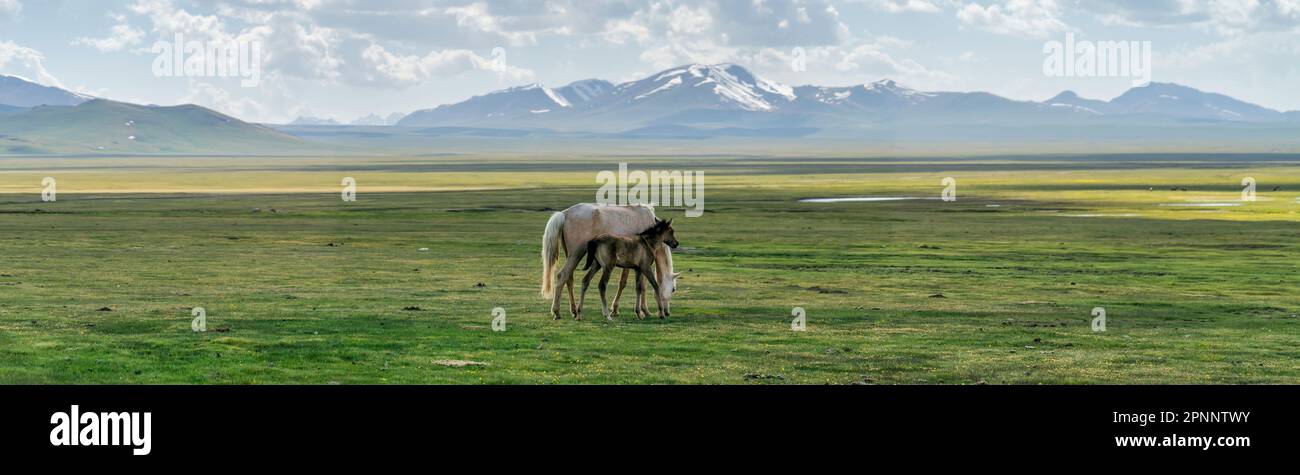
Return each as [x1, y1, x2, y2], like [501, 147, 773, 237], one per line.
[598, 266, 615, 320]
[610, 269, 629, 316]
[633, 269, 647, 320]
[637, 272, 648, 318]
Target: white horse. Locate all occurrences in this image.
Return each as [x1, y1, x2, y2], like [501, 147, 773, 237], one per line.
[541, 203, 679, 318]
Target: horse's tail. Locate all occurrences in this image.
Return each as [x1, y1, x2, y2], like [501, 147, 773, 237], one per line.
[540, 211, 565, 298]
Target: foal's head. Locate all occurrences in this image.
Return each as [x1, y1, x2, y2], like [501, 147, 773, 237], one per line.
[640, 218, 678, 249]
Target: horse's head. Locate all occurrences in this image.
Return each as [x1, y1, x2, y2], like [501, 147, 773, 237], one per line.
[665, 271, 682, 299]
[656, 244, 682, 316]
[642, 218, 678, 249]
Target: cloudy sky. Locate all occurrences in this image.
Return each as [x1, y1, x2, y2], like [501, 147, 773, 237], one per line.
[1, 0, 1297, 123]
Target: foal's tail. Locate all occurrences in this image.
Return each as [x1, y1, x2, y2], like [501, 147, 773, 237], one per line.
[540, 211, 565, 298]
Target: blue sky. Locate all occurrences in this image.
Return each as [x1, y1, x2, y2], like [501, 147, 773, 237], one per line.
[1, 0, 1297, 123]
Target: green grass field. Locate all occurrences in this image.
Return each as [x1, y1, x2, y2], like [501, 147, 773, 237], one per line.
[1, 152, 1297, 384]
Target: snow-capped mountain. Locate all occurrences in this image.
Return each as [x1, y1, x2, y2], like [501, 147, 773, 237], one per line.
[1104, 82, 1284, 122]
[1043, 90, 1110, 115]
[349, 112, 406, 126]
[394, 64, 1297, 131]
[0, 75, 94, 108]
[788, 79, 1111, 126]
[554, 79, 614, 108]
[290, 115, 340, 126]
[794, 79, 934, 110]
[398, 64, 801, 128]
[398, 83, 577, 126]
[604, 64, 795, 113]
[1041, 83, 1288, 122]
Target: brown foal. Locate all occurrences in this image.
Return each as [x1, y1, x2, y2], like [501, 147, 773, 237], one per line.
[550, 219, 678, 320]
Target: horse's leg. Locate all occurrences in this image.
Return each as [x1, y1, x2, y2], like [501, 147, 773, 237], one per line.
[578, 263, 600, 321]
[551, 262, 571, 320]
[642, 263, 665, 319]
[598, 266, 614, 320]
[567, 274, 578, 317]
[610, 269, 629, 316]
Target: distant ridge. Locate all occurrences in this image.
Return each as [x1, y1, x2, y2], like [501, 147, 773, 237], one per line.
[0, 75, 93, 108]
[4, 65, 1297, 154]
[0, 99, 317, 154]
[349, 112, 405, 126]
[290, 115, 340, 126]
[396, 63, 1298, 132]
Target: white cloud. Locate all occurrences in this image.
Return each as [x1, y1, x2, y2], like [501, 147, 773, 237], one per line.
[665, 4, 713, 34]
[1163, 27, 1300, 68]
[601, 2, 731, 69]
[1280, 0, 1300, 17]
[749, 31, 955, 90]
[114, 0, 860, 89]
[443, 2, 542, 46]
[834, 42, 930, 76]
[639, 39, 738, 70]
[119, 0, 537, 89]
[1080, 0, 1300, 36]
[867, 0, 943, 13]
[181, 80, 269, 120]
[356, 44, 534, 87]
[0, 41, 64, 87]
[1200, 0, 1265, 35]
[237, 18, 342, 83]
[0, 0, 20, 17]
[957, 0, 1069, 39]
[601, 18, 652, 45]
[599, 0, 852, 72]
[73, 14, 146, 52]
[177, 73, 322, 124]
[712, 0, 849, 46]
[130, 0, 230, 43]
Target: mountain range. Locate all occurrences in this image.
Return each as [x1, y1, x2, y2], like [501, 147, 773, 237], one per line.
[1, 65, 1298, 154]
[289, 115, 341, 126]
[348, 112, 406, 126]
[290, 112, 406, 126]
[397, 63, 1299, 131]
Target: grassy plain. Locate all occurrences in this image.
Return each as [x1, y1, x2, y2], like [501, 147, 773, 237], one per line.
[0, 152, 1297, 383]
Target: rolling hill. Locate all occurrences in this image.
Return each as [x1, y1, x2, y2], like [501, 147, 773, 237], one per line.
[0, 75, 93, 108]
[0, 99, 317, 154]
